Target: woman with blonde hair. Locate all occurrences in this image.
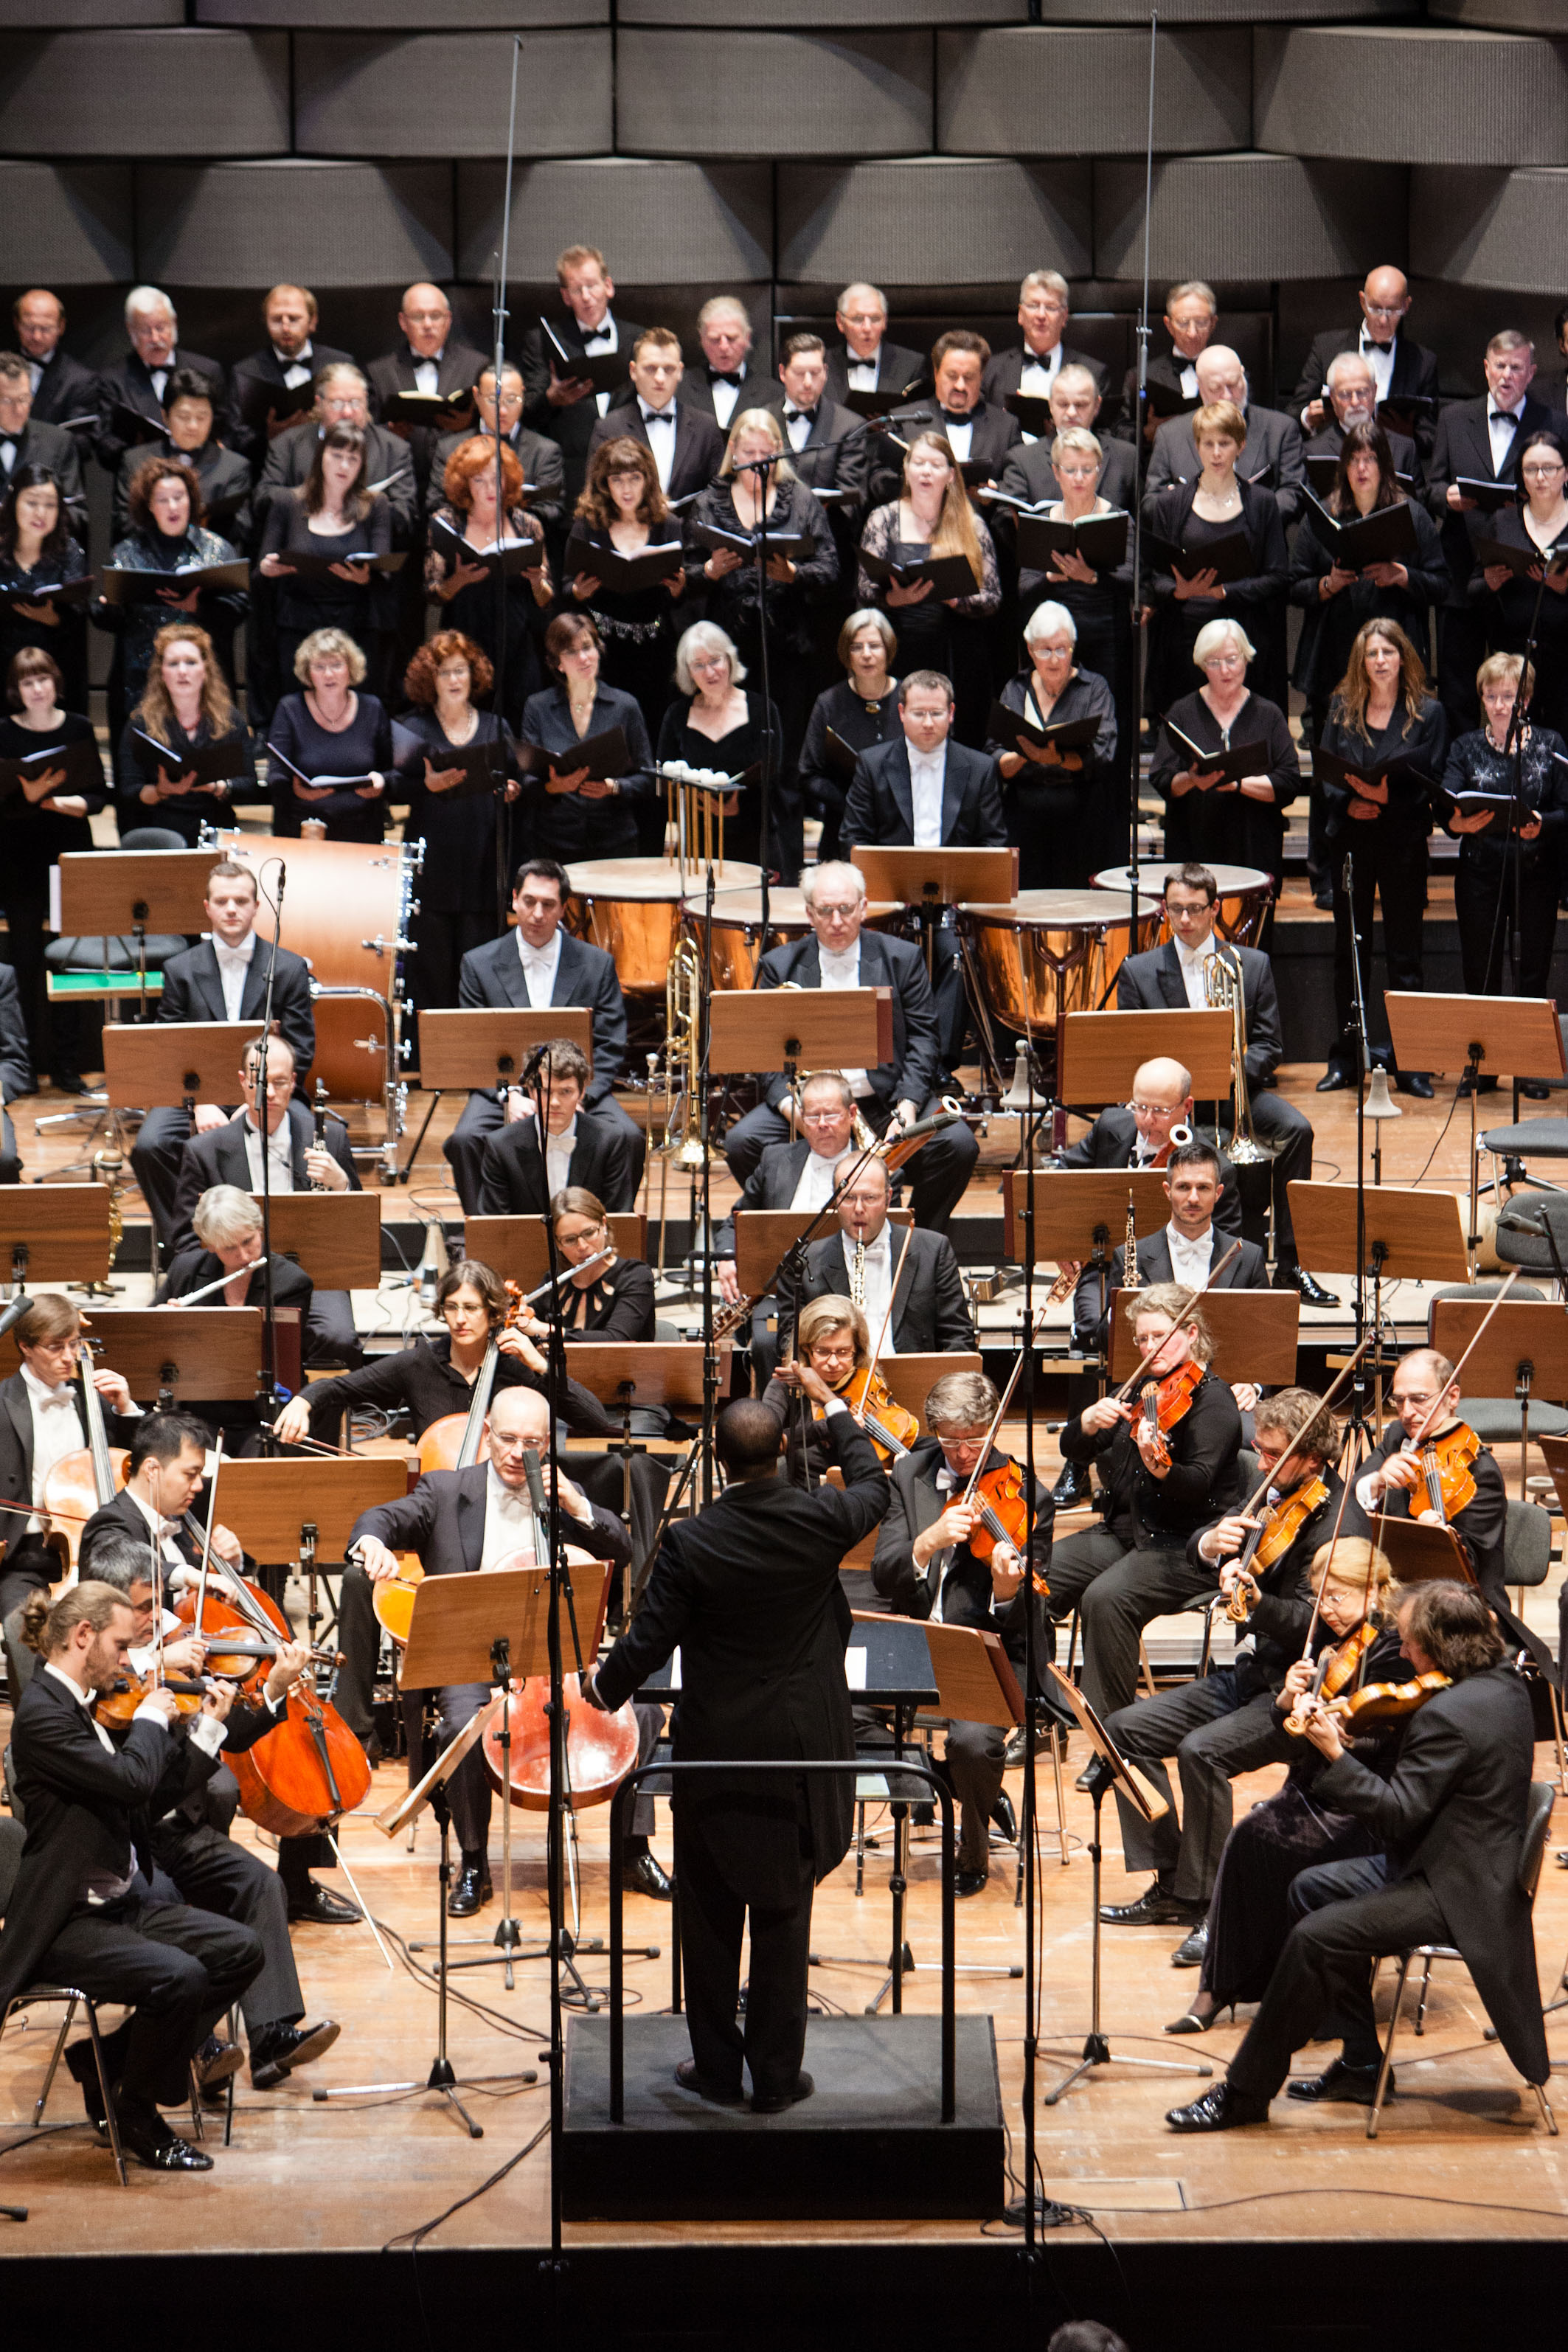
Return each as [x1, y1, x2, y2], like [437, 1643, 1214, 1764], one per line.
[858, 430, 999, 742]
[119, 621, 254, 844]
[265, 624, 392, 843]
[655, 618, 785, 875]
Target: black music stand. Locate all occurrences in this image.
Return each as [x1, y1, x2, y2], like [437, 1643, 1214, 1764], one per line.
[1038, 1662, 1212, 2105]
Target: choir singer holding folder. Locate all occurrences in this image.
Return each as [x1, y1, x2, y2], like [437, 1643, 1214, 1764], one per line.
[986, 600, 1117, 888]
[516, 611, 652, 865]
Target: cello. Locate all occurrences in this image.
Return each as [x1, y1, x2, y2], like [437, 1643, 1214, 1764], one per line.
[40, 1314, 131, 1577]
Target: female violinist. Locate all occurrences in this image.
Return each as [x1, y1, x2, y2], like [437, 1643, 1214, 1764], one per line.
[764, 1300, 920, 1539]
[1167, 1538, 1400, 2036]
[870, 1369, 1053, 1897]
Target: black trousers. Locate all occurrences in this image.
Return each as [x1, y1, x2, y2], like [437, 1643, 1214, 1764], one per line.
[945, 1718, 1006, 1874]
[1328, 823, 1428, 1070]
[1106, 1677, 1291, 1906]
[1200, 1085, 1313, 1267]
[675, 1782, 816, 2101]
[39, 1875, 263, 2109]
[722, 1090, 979, 1237]
[1454, 861, 1560, 1002]
[149, 1817, 303, 2039]
[0, 1535, 60, 1624]
[443, 1088, 647, 1215]
[1043, 1526, 1210, 1719]
[1227, 1854, 1449, 2101]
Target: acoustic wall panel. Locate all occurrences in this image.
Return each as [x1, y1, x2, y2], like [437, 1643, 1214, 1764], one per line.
[0, 0, 180, 21]
[938, 27, 1251, 156]
[1428, 0, 1568, 25]
[0, 162, 133, 282]
[1410, 167, 1568, 294]
[0, 30, 288, 155]
[615, 30, 931, 160]
[136, 162, 454, 288]
[201, 0, 602, 20]
[777, 159, 1092, 287]
[1255, 26, 1568, 167]
[294, 31, 611, 159]
[1035, 0, 1405, 15]
[622, 0, 1013, 23]
[1095, 153, 1407, 282]
[457, 159, 772, 287]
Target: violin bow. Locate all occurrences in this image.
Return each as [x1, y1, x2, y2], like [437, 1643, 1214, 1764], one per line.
[959, 1318, 1037, 1513]
[858, 1222, 913, 1420]
[1235, 1333, 1376, 1524]
[1403, 1267, 1520, 1452]
[192, 1434, 225, 1642]
[1109, 1239, 1243, 1406]
[1295, 1412, 1363, 1662]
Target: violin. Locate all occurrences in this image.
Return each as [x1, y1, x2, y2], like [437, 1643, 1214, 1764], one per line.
[1408, 1423, 1480, 1527]
[1136, 1359, 1204, 1473]
[1224, 1474, 1333, 1623]
[1328, 1669, 1451, 1727]
[819, 1365, 920, 1464]
[964, 1459, 1033, 1573]
[94, 1669, 211, 1728]
[417, 1279, 526, 1475]
[1283, 1620, 1381, 1735]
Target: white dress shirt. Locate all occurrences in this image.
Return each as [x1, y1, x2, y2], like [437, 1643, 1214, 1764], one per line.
[816, 940, 872, 1096]
[640, 401, 677, 490]
[1358, 330, 1396, 407]
[1178, 359, 1199, 400]
[25, 356, 44, 397]
[212, 929, 257, 1022]
[1019, 346, 1063, 403]
[1165, 1220, 1215, 1291]
[847, 1223, 897, 1355]
[23, 1362, 86, 1513]
[124, 1482, 192, 1568]
[941, 417, 974, 464]
[243, 1112, 294, 1193]
[581, 316, 618, 417]
[783, 406, 815, 455]
[546, 1117, 577, 1201]
[516, 923, 563, 1007]
[1489, 399, 1525, 474]
[908, 744, 947, 847]
[480, 1467, 541, 1571]
[274, 340, 314, 391]
[846, 351, 881, 394]
[148, 364, 170, 404]
[0, 442, 15, 479]
[1173, 932, 1210, 1011]
[788, 1148, 842, 1213]
[710, 373, 744, 433]
[412, 349, 444, 398]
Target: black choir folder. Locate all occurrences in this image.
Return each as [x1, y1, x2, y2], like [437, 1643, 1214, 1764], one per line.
[1015, 510, 1128, 574]
[562, 530, 684, 594]
[379, 387, 475, 429]
[859, 547, 977, 600]
[429, 515, 543, 577]
[988, 699, 1101, 756]
[538, 318, 631, 398]
[1163, 721, 1270, 787]
[514, 727, 631, 785]
[0, 737, 104, 800]
[1301, 493, 1419, 572]
[0, 572, 94, 611]
[1142, 529, 1255, 586]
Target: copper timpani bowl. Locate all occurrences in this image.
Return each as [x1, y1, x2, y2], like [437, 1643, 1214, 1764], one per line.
[566, 858, 763, 993]
[1091, 862, 1274, 948]
[957, 889, 1162, 1039]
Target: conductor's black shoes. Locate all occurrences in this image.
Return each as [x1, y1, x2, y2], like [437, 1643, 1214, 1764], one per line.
[447, 1861, 492, 1916]
[674, 2059, 744, 2104]
[622, 1851, 673, 1901]
[1166, 2081, 1269, 2133]
[751, 2071, 814, 2114]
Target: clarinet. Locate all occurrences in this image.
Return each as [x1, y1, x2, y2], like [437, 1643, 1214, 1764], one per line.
[311, 1078, 329, 1190]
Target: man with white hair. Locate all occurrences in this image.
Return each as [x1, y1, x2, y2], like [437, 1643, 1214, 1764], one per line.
[685, 296, 760, 431]
[823, 283, 926, 409]
[1111, 280, 1215, 448]
[1145, 345, 1305, 524]
[722, 858, 979, 1235]
[1290, 265, 1440, 459]
[256, 360, 415, 530]
[95, 285, 233, 476]
[982, 269, 1109, 423]
[1302, 350, 1424, 498]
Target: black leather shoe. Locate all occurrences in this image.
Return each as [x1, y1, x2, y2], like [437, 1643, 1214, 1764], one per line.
[117, 2101, 215, 2171]
[1316, 1064, 1354, 1093]
[1166, 2081, 1269, 2132]
[1522, 1081, 1553, 1101]
[674, 2058, 744, 2104]
[447, 1862, 492, 1917]
[1100, 1885, 1207, 1929]
[1289, 1268, 1340, 1309]
[65, 2039, 108, 2133]
[1396, 1071, 1434, 1100]
[1170, 1921, 1210, 1968]
[1050, 1460, 1089, 1508]
[990, 1791, 1017, 1845]
[954, 1864, 989, 1898]
[192, 2034, 245, 2091]
[1312, 886, 1334, 912]
[751, 2070, 814, 2114]
[286, 1879, 361, 1926]
[250, 2018, 341, 2090]
[1287, 2057, 1387, 2106]
[622, 1850, 673, 1901]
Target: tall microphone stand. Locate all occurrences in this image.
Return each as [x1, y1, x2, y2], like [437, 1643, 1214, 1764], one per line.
[253, 856, 286, 1443]
[1126, 8, 1159, 952]
[696, 857, 719, 1504]
[1342, 850, 1376, 1451]
[1492, 535, 1553, 1114]
[488, 34, 524, 938]
[530, 1039, 571, 2272]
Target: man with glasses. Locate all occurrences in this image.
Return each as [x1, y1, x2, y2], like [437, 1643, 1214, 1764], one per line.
[721, 860, 979, 1235]
[434, 363, 564, 529]
[1111, 280, 1216, 451]
[983, 270, 1109, 431]
[1347, 1348, 1509, 1609]
[823, 283, 925, 409]
[1145, 346, 1305, 527]
[1291, 266, 1440, 461]
[1302, 352, 1424, 501]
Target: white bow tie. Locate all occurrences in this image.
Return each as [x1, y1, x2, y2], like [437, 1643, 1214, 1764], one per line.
[35, 1387, 75, 1409]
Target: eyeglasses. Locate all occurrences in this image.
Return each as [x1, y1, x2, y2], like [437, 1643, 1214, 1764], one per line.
[811, 903, 860, 920]
[800, 1108, 848, 1126]
[1522, 462, 1564, 479]
[1129, 1100, 1181, 1118]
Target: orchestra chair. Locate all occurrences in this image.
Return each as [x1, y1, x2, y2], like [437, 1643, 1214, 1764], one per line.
[0, 1818, 130, 2185]
[1366, 1779, 1558, 2141]
[1425, 1283, 1566, 1468]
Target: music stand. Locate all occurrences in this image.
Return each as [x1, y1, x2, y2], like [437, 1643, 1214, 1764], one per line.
[465, 1213, 646, 1292]
[1107, 1288, 1300, 1388]
[1431, 1299, 1568, 1499]
[252, 1191, 384, 1293]
[1038, 1662, 1211, 2105]
[1534, 1432, 1568, 1522]
[1004, 1169, 1170, 1266]
[1057, 1008, 1233, 1111]
[1371, 1514, 1475, 1586]
[415, 1006, 594, 1091]
[1385, 993, 1567, 1261]
[706, 990, 892, 1091]
[733, 1205, 913, 1303]
[83, 1308, 265, 1409]
[204, 1454, 406, 1643]
[873, 1352, 983, 1423]
[57, 849, 213, 1016]
[1289, 1182, 1470, 1438]
[852, 845, 1017, 988]
[101, 1021, 263, 1113]
[0, 1186, 112, 1287]
[559, 1344, 724, 1562]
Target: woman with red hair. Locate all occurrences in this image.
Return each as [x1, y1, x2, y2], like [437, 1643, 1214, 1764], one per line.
[425, 435, 552, 728]
[397, 628, 520, 1010]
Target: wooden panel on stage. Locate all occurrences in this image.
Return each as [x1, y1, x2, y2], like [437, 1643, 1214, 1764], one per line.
[257, 1190, 384, 1291]
[1057, 1007, 1233, 1106]
[1003, 1168, 1170, 1263]
[465, 1213, 648, 1291]
[1286, 1181, 1470, 1284]
[416, 1007, 594, 1090]
[1106, 1287, 1300, 1387]
[0, 1185, 113, 1284]
[733, 1204, 912, 1299]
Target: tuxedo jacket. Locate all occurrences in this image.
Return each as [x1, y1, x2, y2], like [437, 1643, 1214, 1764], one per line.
[0, 1367, 139, 1521]
[1304, 418, 1423, 502]
[996, 434, 1139, 519]
[169, 1098, 358, 1255]
[367, 339, 488, 497]
[351, 1456, 630, 1584]
[1110, 349, 1198, 446]
[822, 339, 927, 409]
[431, 421, 566, 527]
[982, 343, 1110, 414]
[257, 417, 417, 537]
[476, 1108, 634, 1216]
[1426, 392, 1568, 595]
[1145, 403, 1307, 526]
[113, 433, 254, 551]
[1289, 329, 1441, 455]
[589, 402, 724, 503]
[7, 417, 89, 547]
[682, 362, 768, 420]
[870, 1438, 1051, 1670]
[752, 926, 942, 1114]
[229, 341, 356, 461]
[1116, 939, 1283, 1087]
[593, 1412, 886, 1903]
[1052, 1107, 1243, 1238]
[0, 1666, 218, 2019]
[1071, 1225, 1269, 1348]
[158, 937, 316, 1083]
[752, 390, 870, 518]
[713, 1137, 819, 1261]
[25, 344, 102, 440]
[777, 1226, 975, 1360]
[95, 348, 235, 476]
[457, 926, 628, 1109]
[0, 963, 33, 1106]
[520, 311, 646, 490]
[841, 737, 1006, 856]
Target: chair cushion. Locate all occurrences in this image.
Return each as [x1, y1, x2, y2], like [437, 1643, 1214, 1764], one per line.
[1463, 1400, 1568, 1443]
[1479, 1120, 1568, 1156]
[45, 934, 187, 971]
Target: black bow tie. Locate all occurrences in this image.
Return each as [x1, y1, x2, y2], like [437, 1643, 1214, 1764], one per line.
[784, 405, 817, 426]
[939, 409, 973, 426]
[709, 369, 744, 388]
[0, 435, 15, 451]
[1366, 341, 1393, 355]
[1491, 411, 1519, 426]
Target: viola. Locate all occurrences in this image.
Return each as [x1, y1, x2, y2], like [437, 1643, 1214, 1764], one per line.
[94, 1669, 209, 1729]
[1283, 1620, 1381, 1735]
[417, 1280, 525, 1475]
[1136, 1359, 1204, 1473]
[1225, 1474, 1333, 1623]
[1328, 1668, 1451, 1727]
[1408, 1423, 1480, 1527]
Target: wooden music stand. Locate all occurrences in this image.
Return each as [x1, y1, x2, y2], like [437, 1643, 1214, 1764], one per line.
[1385, 993, 1567, 1258]
[58, 848, 215, 940]
[874, 1352, 983, 1423]
[415, 1007, 594, 1092]
[707, 989, 892, 1080]
[1107, 1288, 1300, 1387]
[247, 1191, 384, 1291]
[86, 1308, 263, 1406]
[0, 1186, 113, 1285]
[1429, 1299, 1568, 1498]
[559, 1342, 722, 1418]
[400, 1559, 612, 1690]
[1371, 1513, 1475, 1586]
[922, 1622, 1024, 1730]
[1003, 1168, 1170, 1266]
[465, 1213, 647, 1291]
[1057, 1008, 1233, 1109]
[733, 1204, 912, 1300]
[1534, 1432, 1568, 1522]
[850, 846, 1018, 907]
[102, 1021, 262, 1110]
[1286, 1182, 1469, 1285]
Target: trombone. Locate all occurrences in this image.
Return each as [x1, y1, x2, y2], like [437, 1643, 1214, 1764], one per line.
[1203, 946, 1278, 1168]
